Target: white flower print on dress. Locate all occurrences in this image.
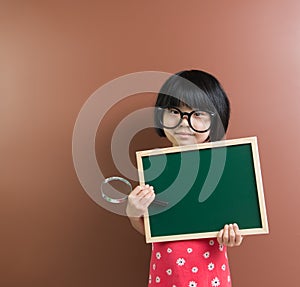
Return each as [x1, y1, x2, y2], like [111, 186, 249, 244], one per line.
[228, 275, 231, 282]
[191, 266, 198, 273]
[219, 244, 224, 252]
[156, 252, 161, 259]
[187, 248, 193, 253]
[203, 251, 210, 259]
[188, 281, 197, 287]
[225, 251, 228, 259]
[166, 269, 172, 275]
[208, 262, 215, 271]
[221, 264, 226, 271]
[153, 263, 156, 270]
[149, 275, 152, 284]
[209, 239, 215, 246]
[176, 258, 186, 266]
[167, 248, 172, 253]
[156, 276, 161, 283]
[211, 277, 220, 287]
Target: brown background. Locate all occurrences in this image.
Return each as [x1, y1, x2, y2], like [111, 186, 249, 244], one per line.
[1, 0, 300, 286]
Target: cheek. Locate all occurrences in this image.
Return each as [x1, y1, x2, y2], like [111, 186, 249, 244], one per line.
[195, 132, 210, 143]
[163, 129, 179, 145]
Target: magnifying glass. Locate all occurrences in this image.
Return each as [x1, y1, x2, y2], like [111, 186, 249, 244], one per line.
[101, 176, 168, 206]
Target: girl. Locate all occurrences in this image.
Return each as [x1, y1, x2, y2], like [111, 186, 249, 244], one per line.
[126, 70, 243, 287]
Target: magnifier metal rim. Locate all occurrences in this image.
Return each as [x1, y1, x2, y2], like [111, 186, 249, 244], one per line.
[101, 176, 132, 204]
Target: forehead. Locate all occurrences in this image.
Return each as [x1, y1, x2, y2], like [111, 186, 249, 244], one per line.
[164, 92, 213, 109]
[175, 104, 195, 110]
[174, 103, 208, 111]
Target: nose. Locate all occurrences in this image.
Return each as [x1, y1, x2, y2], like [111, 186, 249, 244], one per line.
[180, 115, 189, 126]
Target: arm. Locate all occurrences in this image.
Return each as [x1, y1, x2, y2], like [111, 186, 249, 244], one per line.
[127, 216, 145, 235]
[217, 223, 243, 247]
[126, 184, 155, 235]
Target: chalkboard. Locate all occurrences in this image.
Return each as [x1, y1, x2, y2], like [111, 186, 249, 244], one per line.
[136, 137, 269, 243]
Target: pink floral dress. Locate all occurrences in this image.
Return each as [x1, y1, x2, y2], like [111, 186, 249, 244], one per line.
[148, 238, 231, 287]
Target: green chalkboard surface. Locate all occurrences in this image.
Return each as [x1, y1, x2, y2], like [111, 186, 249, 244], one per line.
[136, 137, 269, 243]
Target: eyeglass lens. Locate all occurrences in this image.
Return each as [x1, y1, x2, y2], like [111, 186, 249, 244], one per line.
[161, 107, 212, 132]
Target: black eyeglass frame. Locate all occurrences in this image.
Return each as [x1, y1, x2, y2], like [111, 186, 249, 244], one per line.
[157, 106, 216, 133]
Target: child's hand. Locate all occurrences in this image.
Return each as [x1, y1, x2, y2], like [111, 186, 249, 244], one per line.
[217, 223, 243, 247]
[126, 184, 155, 218]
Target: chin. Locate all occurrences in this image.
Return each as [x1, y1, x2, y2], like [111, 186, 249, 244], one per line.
[175, 138, 196, 146]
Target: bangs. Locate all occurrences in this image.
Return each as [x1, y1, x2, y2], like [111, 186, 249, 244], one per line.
[154, 69, 230, 140]
[157, 76, 216, 112]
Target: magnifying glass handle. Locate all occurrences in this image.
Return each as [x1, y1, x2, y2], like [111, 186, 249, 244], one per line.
[152, 199, 168, 207]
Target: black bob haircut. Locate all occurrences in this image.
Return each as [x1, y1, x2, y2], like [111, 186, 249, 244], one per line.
[154, 70, 230, 142]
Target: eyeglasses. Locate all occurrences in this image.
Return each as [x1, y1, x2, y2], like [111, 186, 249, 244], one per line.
[158, 107, 215, 133]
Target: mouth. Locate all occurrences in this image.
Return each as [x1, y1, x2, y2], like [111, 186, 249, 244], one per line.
[175, 132, 194, 137]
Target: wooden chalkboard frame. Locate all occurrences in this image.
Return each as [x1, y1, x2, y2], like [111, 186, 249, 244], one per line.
[136, 137, 269, 243]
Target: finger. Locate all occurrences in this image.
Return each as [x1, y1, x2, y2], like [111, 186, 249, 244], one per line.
[233, 223, 243, 246]
[130, 185, 143, 196]
[130, 186, 152, 200]
[228, 224, 236, 246]
[128, 188, 147, 205]
[139, 189, 155, 206]
[217, 229, 224, 244]
[133, 186, 154, 205]
[136, 184, 154, 196]
[130, 184, 152, 195]
[140, 185, 153, 193]
[127, 190, 154, 217]
[140, 197, 155, 210]
[222, 224, 229, 245]
[136, 188, 151, 198]
[138, 186, 155, 200]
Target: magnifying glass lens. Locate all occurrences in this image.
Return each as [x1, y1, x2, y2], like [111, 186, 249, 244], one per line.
[101, 177, 132, 204]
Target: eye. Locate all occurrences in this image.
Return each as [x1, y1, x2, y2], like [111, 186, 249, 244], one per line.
[168, 108, 180, 115]
[193, 111, 207, 117]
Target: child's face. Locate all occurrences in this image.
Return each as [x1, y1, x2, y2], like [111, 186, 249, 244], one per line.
[163, 105, 210, 146]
